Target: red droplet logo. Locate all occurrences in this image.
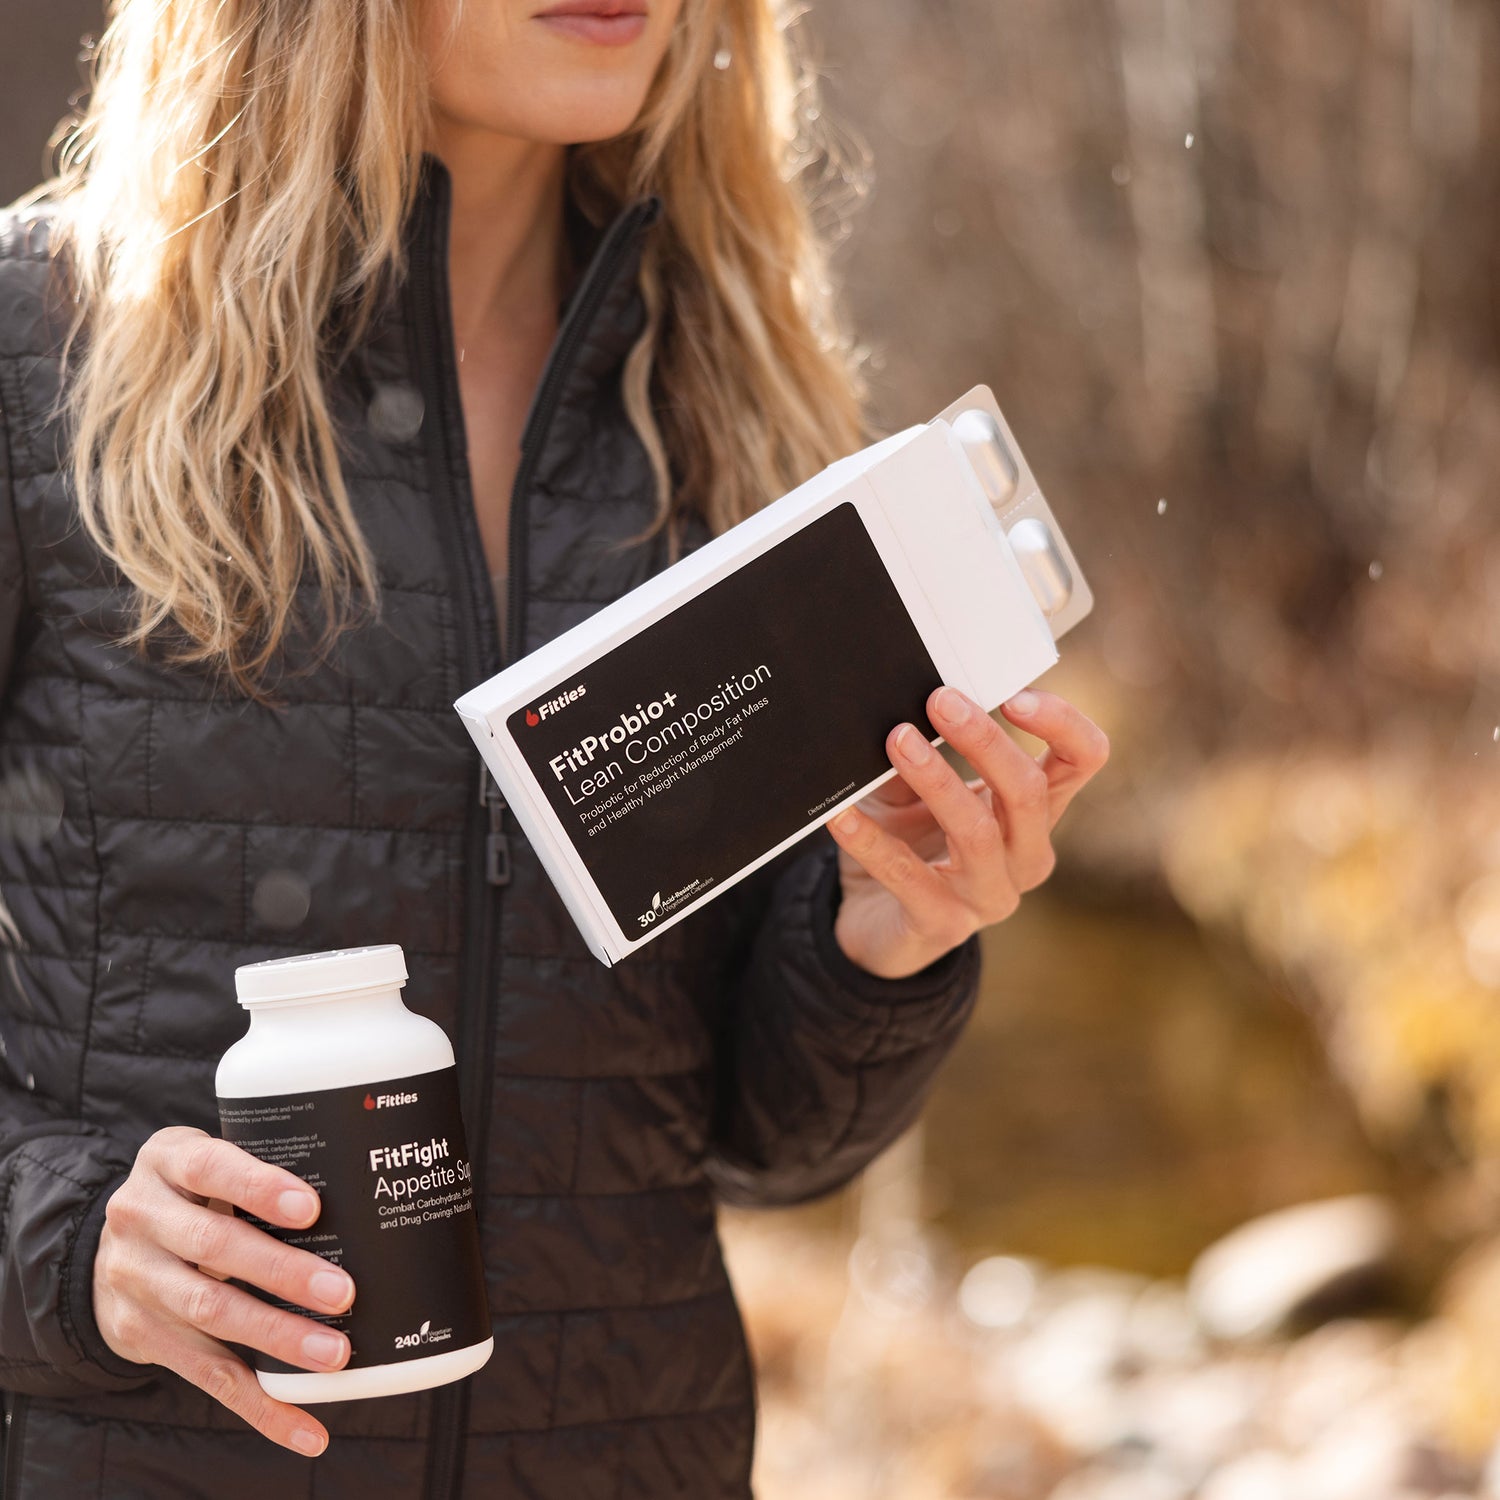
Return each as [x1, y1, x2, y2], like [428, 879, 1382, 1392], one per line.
[363, 1093, 376, 1110]
[525, 709, 540, 726]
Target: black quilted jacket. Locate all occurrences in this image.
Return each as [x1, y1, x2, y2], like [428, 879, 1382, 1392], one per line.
[0, 158, 982, 1499]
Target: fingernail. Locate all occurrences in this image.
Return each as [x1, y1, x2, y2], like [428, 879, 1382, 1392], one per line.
[301, 1330, 347, 1369]
[310, 1269, 353, 1309]
[934, 686, 972, 725]
[278, 1190, 318, 1225]
[290, 1428, 327, 1458]
[895, 724, 933, 764]
[1005, 690, 1039, 717]
[831, 808, 861, 834]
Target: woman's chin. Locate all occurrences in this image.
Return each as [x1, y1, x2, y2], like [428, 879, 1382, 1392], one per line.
[435, 75, 653, 145]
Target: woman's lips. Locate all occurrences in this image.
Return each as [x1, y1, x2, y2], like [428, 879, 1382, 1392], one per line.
[534, 12, 648, 44]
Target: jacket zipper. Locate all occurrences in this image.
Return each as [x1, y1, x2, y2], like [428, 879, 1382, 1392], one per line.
[409, 163, 660, 1500]
[482, 193, 663, 907]
[407, 165, 498, 1500]
[3, 1391, 26, 1497]
[481, 763, 510, 887]
[504, 192, 664, 664]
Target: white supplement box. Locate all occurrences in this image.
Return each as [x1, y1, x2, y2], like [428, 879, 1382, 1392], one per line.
[454, 385, 1093, 967]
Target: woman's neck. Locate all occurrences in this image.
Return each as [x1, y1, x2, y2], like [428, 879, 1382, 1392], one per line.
[428, 117, 570, 354]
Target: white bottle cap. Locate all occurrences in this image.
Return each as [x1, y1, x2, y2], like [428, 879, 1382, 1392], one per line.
[235, 945, 409, 1007]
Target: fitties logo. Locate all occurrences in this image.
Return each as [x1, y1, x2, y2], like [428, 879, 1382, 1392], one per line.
[528, 682, 587, 726]
[364, 1091, 419, 1110]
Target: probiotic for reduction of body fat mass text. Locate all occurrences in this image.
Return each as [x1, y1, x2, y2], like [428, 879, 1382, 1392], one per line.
[215, 945, 493, 1403]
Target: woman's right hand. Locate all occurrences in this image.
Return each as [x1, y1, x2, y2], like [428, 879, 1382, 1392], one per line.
[93, 1126, 356, 1458]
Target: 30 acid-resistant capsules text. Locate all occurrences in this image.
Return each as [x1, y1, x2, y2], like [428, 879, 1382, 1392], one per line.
[215, 945, 493, 1403]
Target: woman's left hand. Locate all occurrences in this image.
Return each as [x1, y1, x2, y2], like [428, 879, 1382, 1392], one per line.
[826, 684, 1109, 980]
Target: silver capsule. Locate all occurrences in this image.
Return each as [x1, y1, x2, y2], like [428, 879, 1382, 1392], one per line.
[952, 408, 1020, 506]
[1007, 517, 1074, 617]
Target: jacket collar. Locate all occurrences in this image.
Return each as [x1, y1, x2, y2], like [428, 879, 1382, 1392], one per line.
[407, 152, 663, 375]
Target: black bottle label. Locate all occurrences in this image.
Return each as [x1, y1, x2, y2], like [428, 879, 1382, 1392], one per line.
[507, 501, 942, 936]
[217, 1065, 490, 1372]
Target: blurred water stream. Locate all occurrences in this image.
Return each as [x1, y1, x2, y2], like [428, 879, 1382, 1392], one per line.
[920, 886, 1399, 1277]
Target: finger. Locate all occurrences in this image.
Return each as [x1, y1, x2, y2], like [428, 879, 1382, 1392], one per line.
[201, 1200, 233, 1280]
[999, 689, 1110, 826]
[153, 1326, 330, 1458]
[156, 1259, 350, 1375]
[138, 1191, 355, 1316]
[884, 720, 1011, 884]
[927, 686, 1055, 887]
[864, 769, 924, 806]
[827, 804, 982, 949]
[856, 776, 954, 842]
[147, 1128, 321, 1230]
[92, 1223, 159, 1365]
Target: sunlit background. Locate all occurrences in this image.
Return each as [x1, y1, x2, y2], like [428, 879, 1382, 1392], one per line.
[6, 1, 1500, 1496]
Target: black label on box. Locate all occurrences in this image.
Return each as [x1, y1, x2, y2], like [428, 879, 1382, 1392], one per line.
[507, 502, 942, 939]
[217, 1065, 490, 1372]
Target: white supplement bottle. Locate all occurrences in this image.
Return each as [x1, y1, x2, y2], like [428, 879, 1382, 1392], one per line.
[216, 944, 493, 1402]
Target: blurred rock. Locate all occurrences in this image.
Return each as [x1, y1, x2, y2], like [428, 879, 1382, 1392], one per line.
[1292, 1412, 1427, 1500]
[1121, 1361, 1269, 1479]
[1188, 1195, 1400, 1341]
[1264, 1319, 1403, 1449]
[961, 1256, 1042, 1332]
[1122, 1281, 1206, 1368]
[1399, 1438, 1480, 1495]
[724, 1213, 1487, 1500]
[1049, 1465, 1191, 1500]
[1007, 1274, 1143, 1452]
[1196, 1452, 1299, 1500]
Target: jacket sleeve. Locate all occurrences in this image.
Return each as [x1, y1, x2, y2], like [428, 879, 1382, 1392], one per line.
[0, 1117, 146, 1396]
[0, 346, 151, 1397]
[706, 830, 982, 1207]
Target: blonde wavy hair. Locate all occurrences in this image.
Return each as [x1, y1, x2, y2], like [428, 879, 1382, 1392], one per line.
[35, 0, 871, 699]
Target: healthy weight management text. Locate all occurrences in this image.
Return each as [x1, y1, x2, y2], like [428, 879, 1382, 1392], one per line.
[546, 664, 772, 808]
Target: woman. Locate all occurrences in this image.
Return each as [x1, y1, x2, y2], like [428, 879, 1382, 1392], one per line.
[0, 0, 1107, 1494]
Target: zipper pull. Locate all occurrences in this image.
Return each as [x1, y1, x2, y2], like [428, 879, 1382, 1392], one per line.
[486, 820, 512, 887]
[478, 764, 512, 887]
